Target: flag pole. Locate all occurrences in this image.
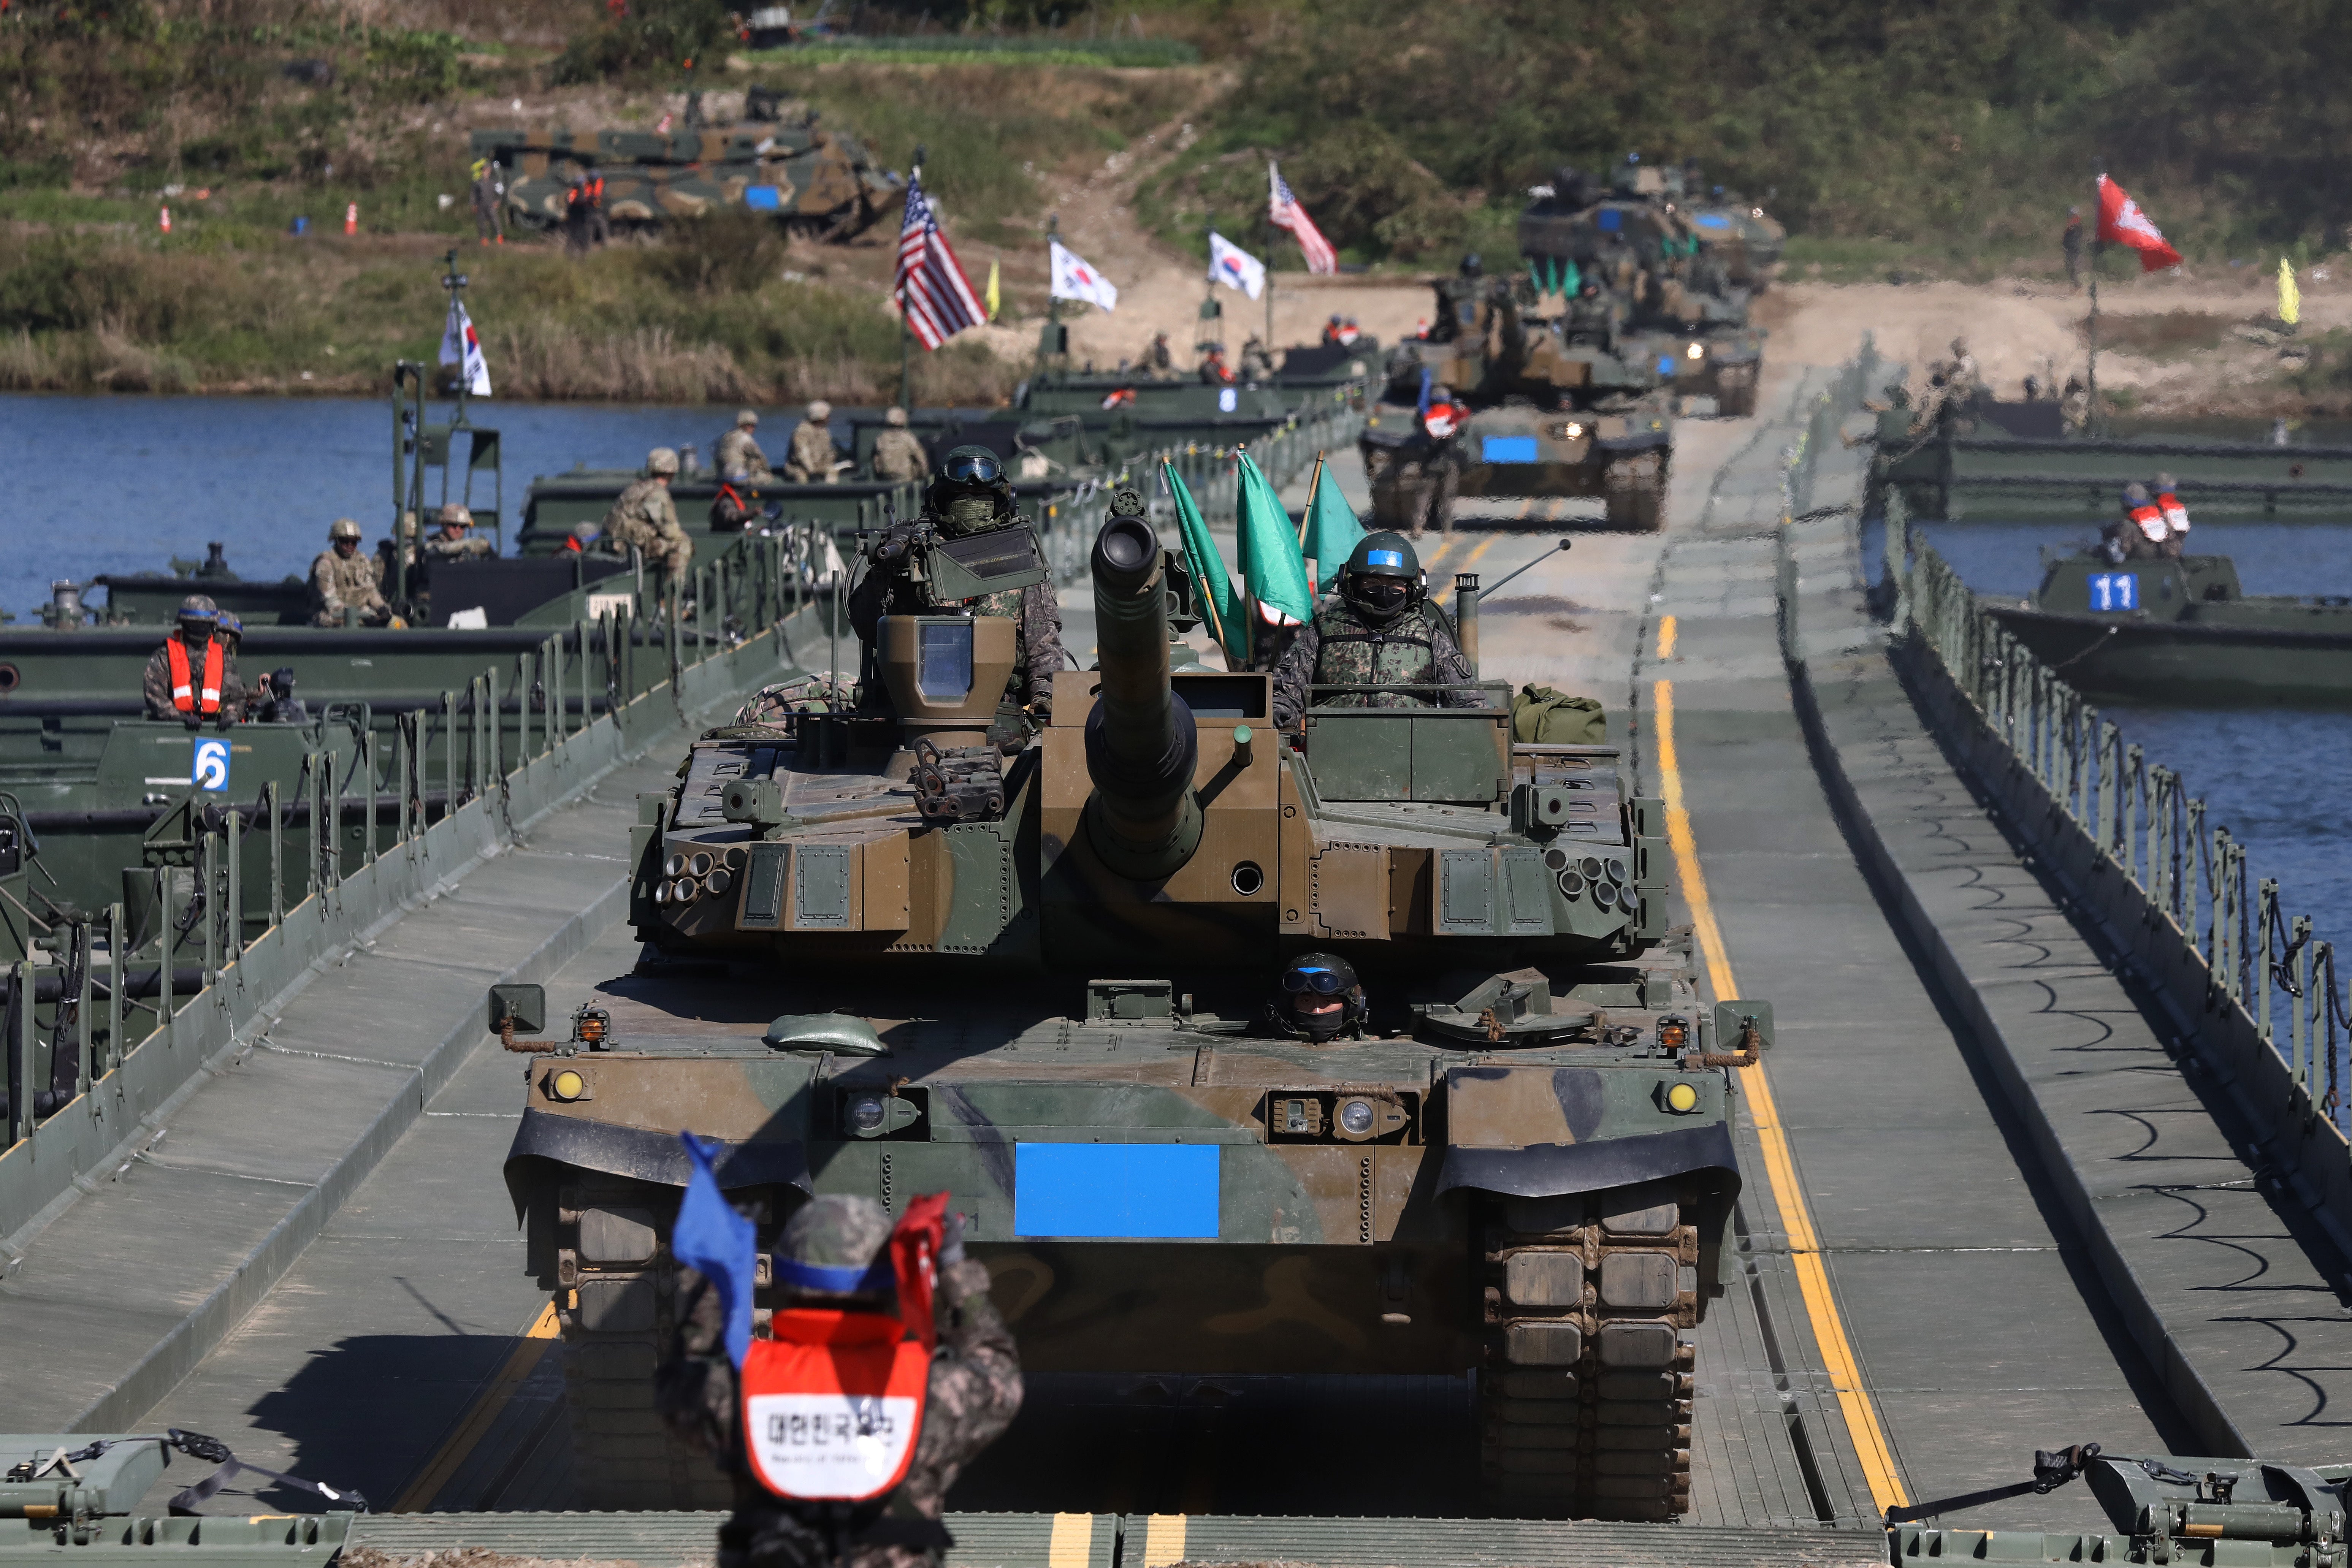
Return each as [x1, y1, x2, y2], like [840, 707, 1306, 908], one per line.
[1236, 441, 1260, 671]
[899, 143, 925, 414]
[1168, 457, 1234, 666]
[2086, 158, 2103, 437]
[1298, 450, 1325, 595]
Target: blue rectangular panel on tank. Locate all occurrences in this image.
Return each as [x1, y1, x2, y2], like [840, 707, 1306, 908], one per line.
[1658, 356, 1679, 375]
[743, 185, 783, 211]
[1598, 208, 1623, 231]
[1014, 1144, 1220, 1238]
[1481, 435, 1540, 464]
[2089, 572, 2139, 611]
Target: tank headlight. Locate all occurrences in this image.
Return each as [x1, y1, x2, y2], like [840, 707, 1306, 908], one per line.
[1686, 341, 1705, 360]
[689, 851, 714, 878]
[664, 853, 686, 878]
[1564, 421, 1584, 439]
[706, 867, 734, 896]
[1338, 1098, 1376, 1136]
[548, 1069, 587, 1102]
[1558, 870, 1585, 898]
[1665, 1082, 1699, 1113]
[847, 1094, 886, 1133]
[1658, 1015, 1690, 1051]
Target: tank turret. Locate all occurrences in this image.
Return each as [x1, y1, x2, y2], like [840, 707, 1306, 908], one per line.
[1082, 513, 1203, 880]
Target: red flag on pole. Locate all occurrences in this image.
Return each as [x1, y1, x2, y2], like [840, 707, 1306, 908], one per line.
[2095, 175, 2181, 272]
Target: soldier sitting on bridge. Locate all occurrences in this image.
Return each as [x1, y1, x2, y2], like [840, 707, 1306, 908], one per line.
[716, 409, 777, 483]
[310, 518, 395, 627]
[1271, 532, 1483, 731]
[424, 503, 494, 561]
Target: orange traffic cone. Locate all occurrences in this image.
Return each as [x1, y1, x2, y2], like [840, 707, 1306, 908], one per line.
[344, 203, 358, 235]
[160, 206, 172, 233]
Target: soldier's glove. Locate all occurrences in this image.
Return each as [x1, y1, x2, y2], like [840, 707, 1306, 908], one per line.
[940, 1211, 967, 1267]
[1026, 693, 1052, 725]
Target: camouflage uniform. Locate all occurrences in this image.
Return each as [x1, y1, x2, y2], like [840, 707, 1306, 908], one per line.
[604, 477, 695, 577]
[424, 532, 494, 561]
[871, 428, 929, 483]
[734, 672, 856, 725]
[472, 168, 504, 242]
[658, 1220, 1021, 1568]
[309, 548, 390, 626]
[1271, 594, 1482, 729]
[786, 420, 839, 483]
[141, 633, 246, 723]
[717, 426, 773, 481]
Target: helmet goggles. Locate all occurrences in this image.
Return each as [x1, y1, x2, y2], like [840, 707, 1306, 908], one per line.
[942, 449, 1004, 486]
[1281, 965, 1350, 995]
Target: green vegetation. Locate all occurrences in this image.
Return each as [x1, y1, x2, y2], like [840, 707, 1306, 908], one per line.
[750, 36, 1199, 67]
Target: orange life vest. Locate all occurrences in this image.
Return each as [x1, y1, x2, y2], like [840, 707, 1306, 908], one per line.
[167, 636, 224, 716]
[2157, 491, 2189, 532]
[2127, 502, 2168, 542]
[740, 1194, 946, 1503]
[1424, 401, 1462, 440]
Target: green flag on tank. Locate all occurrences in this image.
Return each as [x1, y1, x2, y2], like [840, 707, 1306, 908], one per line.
[1164, 459, 1245, 666]
[1299, 455, 1364, 594]
[1236, 451, 1314, 626]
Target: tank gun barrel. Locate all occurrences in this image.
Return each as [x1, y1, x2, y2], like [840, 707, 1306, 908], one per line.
[1082, 514, 1203, 881]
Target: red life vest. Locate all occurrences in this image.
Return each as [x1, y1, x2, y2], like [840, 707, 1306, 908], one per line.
[2127, 502, 2168, 542]
[741, 1194, 947, 1503]
[167, 636, 224, 716]
[2157, 491, 2189, 532]
[1424, 401, 1461, 439]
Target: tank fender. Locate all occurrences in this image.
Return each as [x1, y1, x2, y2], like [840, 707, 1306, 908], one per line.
[1595, 428, 1674, 457]
[502, 1106, 811, 1222]
[1434, 1120, 1737, 1201]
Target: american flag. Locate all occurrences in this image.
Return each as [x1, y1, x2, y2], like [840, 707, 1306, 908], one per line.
[895, 175, 987, 350]
[1268, 160, 1336, 276]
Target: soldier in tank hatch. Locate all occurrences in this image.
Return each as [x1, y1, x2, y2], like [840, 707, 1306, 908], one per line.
[310, 518, 394, 627]
[849, 446, 1063, 725]
[143, 595, 245, 727]
[603, 448, 694, 579]
[656, 1193, 1021, 1568]
[1271, 531, 1480, 731]
[1260, 951, 1371, 1042]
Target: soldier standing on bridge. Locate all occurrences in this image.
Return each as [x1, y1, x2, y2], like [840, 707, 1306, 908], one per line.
[657, 1193, 1021, 1568]
[310, 519, 394, 627]
[869, 407, 930, 483]
[786, 401, 841, 483]
[603, 448, 695, 580]
[1271, 532, 1482, 730]
[142, 595, 245, 727]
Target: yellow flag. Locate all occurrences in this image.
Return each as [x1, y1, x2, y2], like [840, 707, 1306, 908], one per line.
[2279, 258, 2301, 327]
[985, 258, 1000, 321]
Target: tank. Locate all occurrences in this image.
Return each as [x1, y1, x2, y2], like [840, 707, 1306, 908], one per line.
[468, 109, 900, 241]
[1361, 277, 1675, 532]
[499, 497, 1762, 1520]
[1515, 157, 1774, 418]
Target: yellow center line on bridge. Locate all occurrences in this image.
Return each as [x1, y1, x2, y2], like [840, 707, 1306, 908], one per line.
[390, 1300, 563, 1513]
[1650, 653, 1910, 1517]
[1458, 535, 1501, 575]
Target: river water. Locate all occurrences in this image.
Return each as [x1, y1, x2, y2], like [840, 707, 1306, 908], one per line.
[0, 391, 816, 619]
[1903, 517, 2352, 964]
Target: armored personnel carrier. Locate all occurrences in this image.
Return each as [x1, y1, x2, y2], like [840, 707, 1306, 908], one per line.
[1517, 158, 1770, 417]
[469, 101, 899, 241]
[1363, 276, 1674, 532]
[500, 494, 1765, 1520]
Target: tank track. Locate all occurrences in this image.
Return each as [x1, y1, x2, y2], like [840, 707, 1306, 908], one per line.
[556, 1185, 736, 1510]
[1477, 1182, 1700, 1520]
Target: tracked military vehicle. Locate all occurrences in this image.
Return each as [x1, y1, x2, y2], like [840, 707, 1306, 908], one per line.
[469, 105, 899, 241]
[501, 497, 1764, 1520]
[1364, 275, 1673, 532]
[1515, 158, 1771, 418]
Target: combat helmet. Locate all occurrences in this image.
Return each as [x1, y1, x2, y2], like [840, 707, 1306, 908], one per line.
[437, 503, 473, 528]
[775, 1194, 892, 1300]
[176, 594, 219, 629]
[736, 408, 759, 428]
[647, 447, 680, 477]
[927, 445, 1013, 537]
[1338, 531, 1425, 625]
[1268, 951, 1368, 1042]
[328, 518, 363, 544]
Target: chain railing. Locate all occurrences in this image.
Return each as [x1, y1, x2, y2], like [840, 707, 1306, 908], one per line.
[1892, 492, 2352, 1139]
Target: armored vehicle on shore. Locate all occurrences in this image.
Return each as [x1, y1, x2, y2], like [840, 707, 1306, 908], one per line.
[500, 496, 1766, 1520]
[469, 105, 899, 241]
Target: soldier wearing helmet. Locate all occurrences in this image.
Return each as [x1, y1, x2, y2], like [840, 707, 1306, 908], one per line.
[657, 1193, 1022, 1568]
[850, 445, 1064, 726]
[1262, 951, 1370, 1042]
[423, 502, 494, 562]
[143, 594, 246, 725]
[602, 448, 694, 580]
[715, 409, 776, 484]
[869, 406, 930, 483]
[309, 518, 393, 627]
[1271, 531, 1481, 730]
[786, 401, 841, 484]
